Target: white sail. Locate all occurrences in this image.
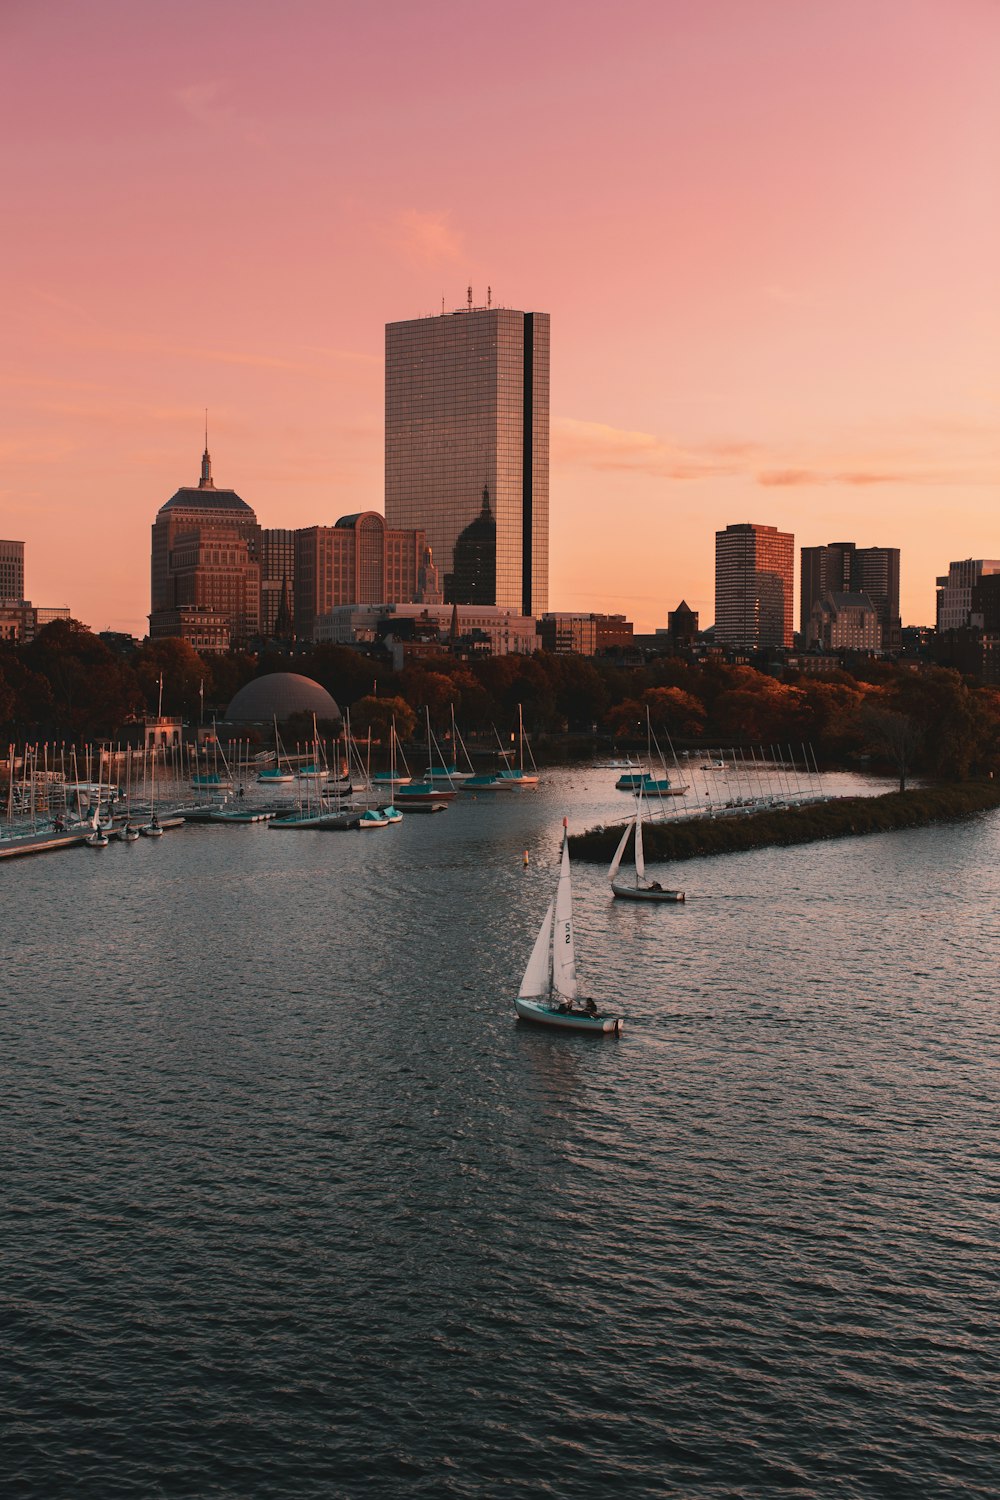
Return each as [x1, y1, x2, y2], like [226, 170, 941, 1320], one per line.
[519, 900, 554, 998]
[553, 830, 578, 1001]
[634, 788, 646, 882]
[608, 819, 632, 883]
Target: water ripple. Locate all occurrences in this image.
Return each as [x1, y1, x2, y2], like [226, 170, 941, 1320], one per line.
[2, 772, 998, 1497]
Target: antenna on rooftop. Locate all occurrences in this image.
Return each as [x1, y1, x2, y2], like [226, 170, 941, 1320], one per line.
[467, 285, 473, 310]
[487, 285, 491, 307]
[441, 295, 445, 315]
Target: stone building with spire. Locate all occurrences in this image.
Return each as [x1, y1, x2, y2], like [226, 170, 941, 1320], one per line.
[149, 442, 261, 651]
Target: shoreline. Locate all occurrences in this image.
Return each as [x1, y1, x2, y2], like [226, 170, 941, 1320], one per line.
[568, 783, 1000, 864]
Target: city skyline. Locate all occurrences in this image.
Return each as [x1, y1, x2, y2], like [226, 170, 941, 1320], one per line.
[2, 1, 999, 635]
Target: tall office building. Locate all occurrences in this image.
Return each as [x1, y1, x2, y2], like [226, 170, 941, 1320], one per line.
[0, 539, 25, 600]
[150, 445, 261, 650]
[715, 523, 794, 650]
[385, 299, 549, 615]
[801, 541, 900, 650]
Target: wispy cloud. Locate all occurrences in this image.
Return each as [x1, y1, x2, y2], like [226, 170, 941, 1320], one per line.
[553, 418, 752, 480]
[176, 346, 310, 373]
[304, 346, 382, 368]
[174, 80, 275, 158]
[176, 81, 235, 130]
[556, 416, 999, 489]
[396, 209, 464, 264]
[758, 465, 962, 487]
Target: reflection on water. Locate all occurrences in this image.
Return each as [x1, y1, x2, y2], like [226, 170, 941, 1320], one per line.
[3, 769, 998, 1498]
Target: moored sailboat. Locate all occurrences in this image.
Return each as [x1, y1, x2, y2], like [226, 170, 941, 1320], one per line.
[396, 707, 458, 803]
[608, 789, 685, 903]
[495, 703, 539, 787]
[514, 820, 623, 1034]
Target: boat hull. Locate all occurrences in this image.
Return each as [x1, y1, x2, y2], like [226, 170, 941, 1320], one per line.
[514, 997, 622, 1034]
[396, 785, 458, 803]
[611, 878, 685, 903]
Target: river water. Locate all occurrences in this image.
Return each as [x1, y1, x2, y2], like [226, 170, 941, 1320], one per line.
[3, 769, 998, 1498]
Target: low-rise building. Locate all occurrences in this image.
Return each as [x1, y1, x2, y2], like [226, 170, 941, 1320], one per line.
[148, 605, 232, 654]
[315, 602, 539, 656]
[0, 601, 71, 643]
[538, 612, 633, 655]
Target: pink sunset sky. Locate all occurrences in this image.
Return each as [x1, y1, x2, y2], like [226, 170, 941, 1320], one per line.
[2, 0, 998, 635]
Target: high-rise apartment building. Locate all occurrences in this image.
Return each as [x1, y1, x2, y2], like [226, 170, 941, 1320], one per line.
[936, 559, 1000, 632]
[150, 445, 261, 650]
[0, 539, 25, 601]
[385, 299, 549, 615]
[294, 513, 427, 641]
[715, 523, 794, 650]
[801, 541, 900, 650]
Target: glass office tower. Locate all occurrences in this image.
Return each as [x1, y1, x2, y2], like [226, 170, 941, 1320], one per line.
[385, 303, 549, 615]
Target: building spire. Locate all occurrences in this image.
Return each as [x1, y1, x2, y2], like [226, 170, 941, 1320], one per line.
[199, 409, 214, 489]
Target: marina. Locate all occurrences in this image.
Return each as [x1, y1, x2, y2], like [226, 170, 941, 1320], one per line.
[1, 733, 838, 865]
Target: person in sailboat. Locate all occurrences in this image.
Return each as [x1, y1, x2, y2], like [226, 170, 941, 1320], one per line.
[584, 998, 598, 1016]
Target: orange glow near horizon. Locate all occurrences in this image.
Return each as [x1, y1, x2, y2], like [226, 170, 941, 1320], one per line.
[1, 0, 998, 635]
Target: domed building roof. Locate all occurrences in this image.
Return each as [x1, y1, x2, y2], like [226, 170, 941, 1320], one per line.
[226, 673, 341, 724]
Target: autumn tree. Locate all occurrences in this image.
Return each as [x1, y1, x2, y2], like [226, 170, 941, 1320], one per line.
[133, 637, 209, 717]
[861, 703, 920, 791]
[348, 694, 417, 743]
[23, 619, 140, 739]
[642, 685, 706, 738]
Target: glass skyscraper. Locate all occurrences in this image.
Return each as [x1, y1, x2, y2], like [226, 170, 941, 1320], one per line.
[385, 303, 549, 615]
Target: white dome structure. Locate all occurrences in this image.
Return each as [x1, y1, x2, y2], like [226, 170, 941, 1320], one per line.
[226, 673, 341, 724]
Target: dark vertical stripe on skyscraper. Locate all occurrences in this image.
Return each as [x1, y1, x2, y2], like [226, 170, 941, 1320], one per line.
[522, 313, 534, 617]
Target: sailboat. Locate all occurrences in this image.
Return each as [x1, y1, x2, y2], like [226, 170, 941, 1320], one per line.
[257, 716, 296, 784]
[141, 745, 164, 836]
[496, 704, 539, 787]
[423, 705, 472, 781]
[515, 820, 623, 1034]
[116, 746, 140, 838]
[615, 707, 687, 795]
[608, 788, 685, 902]
[395, 708, 458, 803]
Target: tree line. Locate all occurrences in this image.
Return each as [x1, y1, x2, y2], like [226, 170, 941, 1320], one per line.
[2, 620, 999, 782]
